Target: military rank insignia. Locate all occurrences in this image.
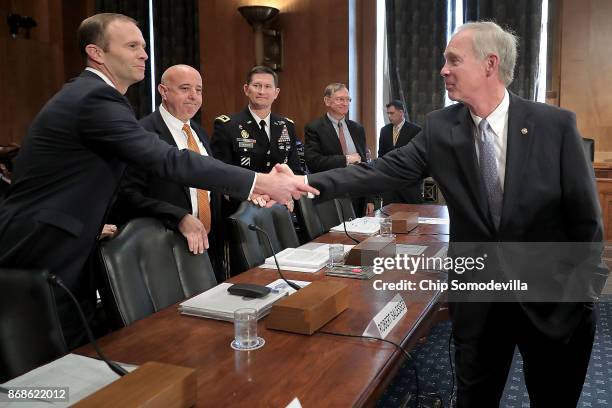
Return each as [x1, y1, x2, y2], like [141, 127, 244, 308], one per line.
[240, 156, 251, 167]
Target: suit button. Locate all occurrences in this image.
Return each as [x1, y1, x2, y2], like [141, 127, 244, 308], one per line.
[266, 162, 270, 166]
[267, 150, 270, 154]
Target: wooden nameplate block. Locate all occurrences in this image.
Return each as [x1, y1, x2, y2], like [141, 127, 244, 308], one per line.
[345, 236, 396, 266]
[266, 280, 348, 335]
[74, 361, 196, 408]
[389, 211, 419, 233]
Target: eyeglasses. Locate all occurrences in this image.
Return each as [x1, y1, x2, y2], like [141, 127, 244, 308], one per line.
[249, 83, 276, 91]
[332, 97, 352, 103]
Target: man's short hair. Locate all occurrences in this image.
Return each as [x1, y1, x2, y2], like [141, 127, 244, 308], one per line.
[456, 21, 518, 86]
[246, 65, 279, 87]
[386, 100, 404, 111]
[78, 13, 137, 59]
[323, 83, 348, 98]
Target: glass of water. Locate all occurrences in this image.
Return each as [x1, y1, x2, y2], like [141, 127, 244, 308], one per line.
[328, 244, 345, 267]
[231, 308, 264, 351]
[379, 218, 395, 238]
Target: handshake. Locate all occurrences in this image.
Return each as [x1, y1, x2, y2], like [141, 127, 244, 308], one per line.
[250, 164, 318, 210]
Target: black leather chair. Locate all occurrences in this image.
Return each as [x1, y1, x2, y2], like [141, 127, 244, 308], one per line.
[582, 138, 595, 162]
[228, 202, 300, 273]
[0, 268, 68, 382]
[295, 196, 326, 242]
[96, 218, 217, 330]
[315, 197, 356, 231]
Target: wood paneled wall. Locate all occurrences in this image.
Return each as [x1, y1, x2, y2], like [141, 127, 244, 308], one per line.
[558, 0, 612, 161]
[0, 0, 92, 146]
[199, 0, 351, 139]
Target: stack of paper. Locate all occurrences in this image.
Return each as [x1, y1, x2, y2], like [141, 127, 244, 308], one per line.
[260, 244, 355, 273]
[260, 248, 330, 273]
[330, 217, 382, 235]
[178, 282, 287, 321]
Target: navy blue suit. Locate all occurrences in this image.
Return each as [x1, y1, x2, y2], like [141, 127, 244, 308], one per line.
[0, 71, 254, 346]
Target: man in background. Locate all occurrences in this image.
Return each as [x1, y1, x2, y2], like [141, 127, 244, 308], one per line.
[211, 65, 302, 213]
[304, 83, 373, 216]
[114, 64, 226, 281]
[378, 100, 423, 204]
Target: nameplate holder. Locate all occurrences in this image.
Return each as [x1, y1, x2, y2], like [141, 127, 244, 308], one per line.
[345, 236, 395, 266]
[362, 294, 407, 339]
[389, 211, 419, 233]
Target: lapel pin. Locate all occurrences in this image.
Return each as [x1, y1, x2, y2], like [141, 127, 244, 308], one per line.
[521, 128, 528, 135]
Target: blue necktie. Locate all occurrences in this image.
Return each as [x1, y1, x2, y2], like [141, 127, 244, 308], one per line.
[477, 119, 503, 228]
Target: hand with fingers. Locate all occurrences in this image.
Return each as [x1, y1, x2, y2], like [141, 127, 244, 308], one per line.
[178, 213, 209, 254]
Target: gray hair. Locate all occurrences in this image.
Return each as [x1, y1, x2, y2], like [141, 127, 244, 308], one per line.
[323, 83, 347, 98]
[456, 21, 518, 86]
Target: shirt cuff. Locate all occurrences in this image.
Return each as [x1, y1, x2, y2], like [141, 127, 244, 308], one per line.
[247, 173, 257, 200]
[304, 175, 315, 199]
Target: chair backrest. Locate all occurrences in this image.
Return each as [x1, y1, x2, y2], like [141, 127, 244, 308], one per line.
[0, 268, 68, 382]
[315, 197, 356, 231]
[228, 202, 300, 273]
[295, 196, 326, 242]
[582, 138, 595, 162]
[96, 218, 217, 329]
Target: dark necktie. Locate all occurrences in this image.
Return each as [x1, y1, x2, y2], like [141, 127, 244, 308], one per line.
[338, 121, 348, 154]
[477, 119, 503, 228]
[182, 124, 211, 232]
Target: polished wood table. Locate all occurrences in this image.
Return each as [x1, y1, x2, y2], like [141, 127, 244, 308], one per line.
[78, 204, 449, 407]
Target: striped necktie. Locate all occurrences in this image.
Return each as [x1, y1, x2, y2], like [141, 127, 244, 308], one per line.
[182, 124, 212, 232]
[392, 125, 400, 146]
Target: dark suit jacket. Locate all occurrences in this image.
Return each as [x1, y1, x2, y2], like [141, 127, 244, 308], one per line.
[309, 93, 608, 341]
[304, 115, 370, 216]
[378, 121, 423, 204]
[0, 71, 253, 296]
[211, 107, 302, 174]
[112, 110, 226, 280]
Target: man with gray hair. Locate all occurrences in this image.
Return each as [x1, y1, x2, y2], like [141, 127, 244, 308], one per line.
[287, 21, 608, 406]
[304, 83, 374, 216]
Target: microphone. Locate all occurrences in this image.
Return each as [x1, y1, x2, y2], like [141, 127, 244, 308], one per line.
[248, 224, 301, 291]
[336, 199, 360, 244]
[47, 273, 128, 377]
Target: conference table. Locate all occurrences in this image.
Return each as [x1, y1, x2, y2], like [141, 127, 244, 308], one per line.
[78, 204, 450, 407]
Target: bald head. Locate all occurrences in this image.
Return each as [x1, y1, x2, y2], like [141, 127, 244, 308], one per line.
[158, 65, 203, 122]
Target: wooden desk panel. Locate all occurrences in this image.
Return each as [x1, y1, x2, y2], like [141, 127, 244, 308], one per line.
[77, 204, 449, 407]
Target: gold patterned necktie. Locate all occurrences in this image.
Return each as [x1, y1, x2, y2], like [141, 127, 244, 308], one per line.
[182, 124, 212, 232]
[392, 125, 400, 146]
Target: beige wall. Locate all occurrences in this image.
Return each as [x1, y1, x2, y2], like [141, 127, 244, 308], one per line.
[558, 0, 612, 161]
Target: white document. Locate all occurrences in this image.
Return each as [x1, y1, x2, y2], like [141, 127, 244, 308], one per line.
[330, 217, 382, 235]
[261, 245, 355, 273]
[418, 217, 449, 225]
[178, 282, 288, 321]
[0, 354, 137, 408]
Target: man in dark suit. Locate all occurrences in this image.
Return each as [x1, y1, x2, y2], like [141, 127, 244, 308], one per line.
[292, 22, 608, 407]
[0, 13, 315, 348]
[211, 65, 302, 214]
[378, 100, 423, 204]
[304, 83, 373, 217]
[114, 64, 226, 281]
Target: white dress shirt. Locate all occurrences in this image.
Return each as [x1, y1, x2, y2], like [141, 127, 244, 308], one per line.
[159, 104, 209, 217]
[470, 89, 509, 190]
[249, 106, 271, 140]
[85, 67, 116, 89]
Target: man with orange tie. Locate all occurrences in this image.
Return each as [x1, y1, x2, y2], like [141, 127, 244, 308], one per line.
[377, 100, 423, 204]
[114, 64, 224, 278]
